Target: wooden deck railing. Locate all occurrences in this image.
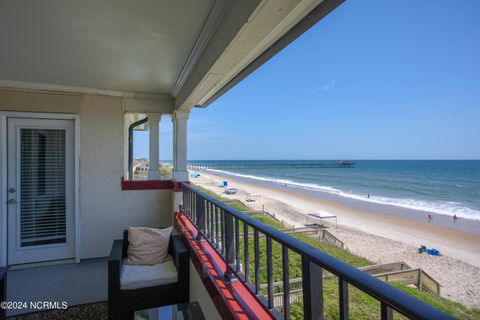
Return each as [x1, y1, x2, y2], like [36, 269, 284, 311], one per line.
[282, 226, 345, 248]
[260, 262, 441, 311]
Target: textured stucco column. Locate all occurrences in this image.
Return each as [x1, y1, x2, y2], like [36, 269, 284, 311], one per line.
[172, 111, 190, 181]
[147, 113, 161, 180]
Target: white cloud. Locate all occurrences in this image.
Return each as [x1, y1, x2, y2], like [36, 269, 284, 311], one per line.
[322, 80, 336, 91]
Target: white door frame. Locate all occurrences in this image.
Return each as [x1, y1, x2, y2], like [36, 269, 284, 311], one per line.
[0, 111, 80, 266]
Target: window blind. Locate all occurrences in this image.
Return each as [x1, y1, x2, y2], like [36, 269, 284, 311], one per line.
[20, 129, 66, 247]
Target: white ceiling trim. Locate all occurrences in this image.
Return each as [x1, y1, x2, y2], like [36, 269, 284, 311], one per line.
[0, 80, 169, 99]
[171, 0, 231, 98]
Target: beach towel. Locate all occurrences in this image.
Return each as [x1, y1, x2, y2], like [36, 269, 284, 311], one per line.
[419, 245, 440, 256]
[427, 248, 440, 256]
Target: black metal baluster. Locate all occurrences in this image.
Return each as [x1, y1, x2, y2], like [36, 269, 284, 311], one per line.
[267, 236, 273, 309]
[254, 230, 260, 294]
[282, 245, 290, 319]
[235, 217, 240, 273]
[221, 209, 226, 256]
[195, 195, 205, 242]
[187, 189, 192, 217]
[224, 212, 234, 283]
[381, 302, 393, 320]
[215, 206, 220, 249]
[205, 200, 209, 238]
[243, 223, 249, 283]
[194, 192, 198, 222]
[190, 193, 197, 221]
[208, 202, 212, 239]
[302, 258, 323, 320]
[181, 188, 186, 213]
[339, 279, 349, 320]
[190, 189, 193, 216]
[209, 202, 214, 241]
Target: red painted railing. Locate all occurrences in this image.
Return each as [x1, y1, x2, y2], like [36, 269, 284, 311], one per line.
[120, 177, 186, 191]
[175, 212, 274, 320]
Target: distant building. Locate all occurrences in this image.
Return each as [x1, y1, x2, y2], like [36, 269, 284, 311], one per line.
[133, 159, 149, 173]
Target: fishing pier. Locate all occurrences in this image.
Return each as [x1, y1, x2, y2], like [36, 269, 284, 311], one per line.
[188, 161, 355, 170]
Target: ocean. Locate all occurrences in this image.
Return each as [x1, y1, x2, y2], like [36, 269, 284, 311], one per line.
[189, 160, 480, 221]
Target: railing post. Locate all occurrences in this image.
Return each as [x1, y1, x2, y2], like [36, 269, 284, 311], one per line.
[224, 212, 234, 283]
[235, 218, 240, 273]
[339, 279, 349, 320]
[381, 303, 393, 320]
[302, 258, 323, 320]
[195, 195, 205, 242]
[254, 230, 260, 294]
[418, 269, 423, 292]
[282, 245, 290, 320]
[243, 223, 249, 283]
[267, 236, 274, 309]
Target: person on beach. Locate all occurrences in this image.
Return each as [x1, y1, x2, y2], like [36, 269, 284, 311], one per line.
[367, 193, 370, 198]
[453, 214, 458, 221]
[428, 214, 433, 222]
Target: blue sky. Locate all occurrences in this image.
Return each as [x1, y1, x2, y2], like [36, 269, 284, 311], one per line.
[135, 0, 480, 160]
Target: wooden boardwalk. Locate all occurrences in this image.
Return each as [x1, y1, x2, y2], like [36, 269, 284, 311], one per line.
[189, 161, 355, 170]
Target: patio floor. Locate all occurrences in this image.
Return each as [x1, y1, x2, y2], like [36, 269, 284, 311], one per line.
[7, 302, 107, 320]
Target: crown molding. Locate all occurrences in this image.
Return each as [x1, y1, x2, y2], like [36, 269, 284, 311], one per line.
[171, 0, 231, 98]
[0, 80, 169, 99]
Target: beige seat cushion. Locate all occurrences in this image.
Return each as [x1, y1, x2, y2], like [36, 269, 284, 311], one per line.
[120, 256, 178, 290]
[125, 226, 172, 265]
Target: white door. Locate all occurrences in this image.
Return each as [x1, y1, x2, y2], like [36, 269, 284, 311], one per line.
[7, 118, 75, 264]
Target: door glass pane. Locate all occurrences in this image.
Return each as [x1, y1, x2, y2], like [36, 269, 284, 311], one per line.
[20, 129, 66, 247]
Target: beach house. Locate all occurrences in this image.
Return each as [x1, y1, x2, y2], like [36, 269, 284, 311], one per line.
[0, 1, 454, 319]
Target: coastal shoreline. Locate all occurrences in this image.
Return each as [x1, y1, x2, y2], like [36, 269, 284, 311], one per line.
[202, 168, 480, 236]
[189, 169, 480, 307]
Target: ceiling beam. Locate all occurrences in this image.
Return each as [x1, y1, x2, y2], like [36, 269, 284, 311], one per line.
[122, 95, 174, 114]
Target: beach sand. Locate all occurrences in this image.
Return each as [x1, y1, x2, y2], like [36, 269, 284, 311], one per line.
[191, 170, 480, 307]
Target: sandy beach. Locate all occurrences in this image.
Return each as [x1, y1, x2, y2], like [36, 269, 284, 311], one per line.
[191, 170, 480, 308]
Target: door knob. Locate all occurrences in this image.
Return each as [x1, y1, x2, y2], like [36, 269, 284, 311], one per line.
[8, 187, 16, 193]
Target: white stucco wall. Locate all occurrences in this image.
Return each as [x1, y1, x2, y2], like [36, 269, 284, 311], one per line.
[189, 260, 221, 320]
[0, 89, 173, 260]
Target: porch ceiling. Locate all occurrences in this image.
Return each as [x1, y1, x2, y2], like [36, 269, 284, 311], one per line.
[0, 0, 215, 95]
[0, 0, 344, 111]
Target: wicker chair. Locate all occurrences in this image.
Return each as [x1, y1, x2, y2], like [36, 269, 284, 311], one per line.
[108, 230, 189, 320]
[0, 267, 7, 320]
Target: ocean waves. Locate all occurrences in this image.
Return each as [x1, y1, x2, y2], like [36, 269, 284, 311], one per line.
[204, 168, 480, 220]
